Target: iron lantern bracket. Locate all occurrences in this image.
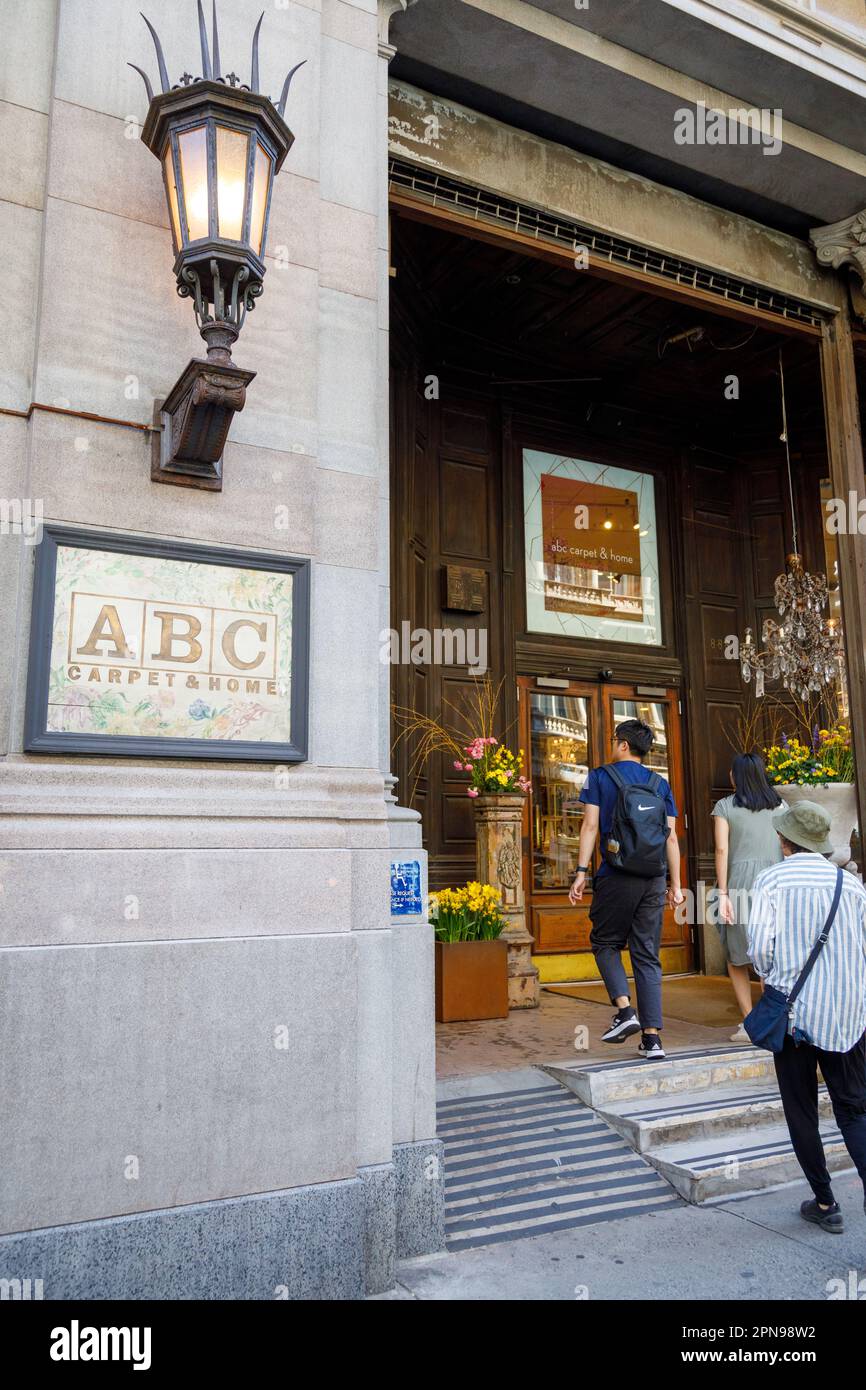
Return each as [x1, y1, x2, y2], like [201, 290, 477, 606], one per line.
[152, 356, 256, 491]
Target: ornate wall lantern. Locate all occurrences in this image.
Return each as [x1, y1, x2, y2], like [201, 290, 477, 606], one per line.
[130, 3, 304, 487]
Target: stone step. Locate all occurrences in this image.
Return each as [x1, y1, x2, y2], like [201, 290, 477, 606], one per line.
[645, 1120, 852, 1203]
[596, 1081, 834, 1153]
[542, 1045, 776, 1108]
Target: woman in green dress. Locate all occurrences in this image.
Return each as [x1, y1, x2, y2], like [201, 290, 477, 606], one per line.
[711, 752, 785, 1042]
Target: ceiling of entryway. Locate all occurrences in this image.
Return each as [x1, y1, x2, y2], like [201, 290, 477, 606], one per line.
[391, 212, 828, 452]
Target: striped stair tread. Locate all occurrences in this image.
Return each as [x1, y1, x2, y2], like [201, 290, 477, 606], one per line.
[680, 1125, 845, 1171]
[646, 1119, 852, 1202]
[437, 1082, 681, 1249]
[596, 1081, 834, 1152]
[564, 1045, 751, 1072]
[542, 1046, 776, 1107]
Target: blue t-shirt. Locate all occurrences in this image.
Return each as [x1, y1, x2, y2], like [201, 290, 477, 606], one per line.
[579, 762, 678, 878]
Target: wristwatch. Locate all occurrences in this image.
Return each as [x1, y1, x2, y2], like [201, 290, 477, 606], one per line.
[576, 864, 591, 873]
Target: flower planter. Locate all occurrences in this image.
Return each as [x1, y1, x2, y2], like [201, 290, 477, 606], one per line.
[776, 782, 858, 871]
[434, 939, 509, 1022]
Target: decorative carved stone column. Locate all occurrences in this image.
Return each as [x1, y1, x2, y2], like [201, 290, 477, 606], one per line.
[810, 210, 866, 282]
[810, 210, 866, 323]
[474, 794, 539, 1009]
[378, 0, 410, 60]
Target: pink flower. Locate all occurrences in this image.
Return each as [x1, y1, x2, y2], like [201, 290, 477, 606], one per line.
[463, 763, 473, 772]
[453, 760, 463, 770]
[467, 787, 479, 798]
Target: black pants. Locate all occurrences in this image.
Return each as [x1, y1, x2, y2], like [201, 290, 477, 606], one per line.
[774, 1032, 866, 1206]
[588, 873, 666, 1030]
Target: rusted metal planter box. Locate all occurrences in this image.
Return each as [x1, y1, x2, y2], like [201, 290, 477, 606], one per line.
[434, 939, 509, 1023]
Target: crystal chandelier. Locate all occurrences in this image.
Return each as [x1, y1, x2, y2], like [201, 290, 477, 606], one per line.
[739, 352, 845, 702]
[740, 554, 843, 700]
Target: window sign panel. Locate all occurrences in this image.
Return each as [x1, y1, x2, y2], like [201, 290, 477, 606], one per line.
[523, 450, 662, 646]
[25, 527, 309, 761]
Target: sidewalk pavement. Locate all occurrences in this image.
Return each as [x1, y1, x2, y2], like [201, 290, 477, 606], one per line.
[403, 989, 866, 1301]
[373, 1170, 866, 1300]
[377, 1047, 866, 1301]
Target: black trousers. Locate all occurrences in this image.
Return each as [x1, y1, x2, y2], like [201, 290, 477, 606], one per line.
[588, 873, 666, 1030]
[773, 1032, 866, 1206]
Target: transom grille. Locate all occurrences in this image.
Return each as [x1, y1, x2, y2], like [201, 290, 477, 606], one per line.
[388, 157, 824, 329]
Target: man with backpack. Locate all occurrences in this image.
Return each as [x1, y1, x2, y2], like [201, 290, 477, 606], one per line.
[568, 718, 683, 1059]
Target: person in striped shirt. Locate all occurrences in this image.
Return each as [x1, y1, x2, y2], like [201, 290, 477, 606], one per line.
[748, 799, 866, 1234]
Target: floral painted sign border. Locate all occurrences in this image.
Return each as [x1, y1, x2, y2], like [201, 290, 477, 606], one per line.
[24, 526, 309, 762]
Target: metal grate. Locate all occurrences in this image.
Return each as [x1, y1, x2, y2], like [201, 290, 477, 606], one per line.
[388, 158, 825, 329]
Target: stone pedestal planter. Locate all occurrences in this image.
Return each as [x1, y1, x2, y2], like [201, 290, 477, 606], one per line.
[473, 794, 540, 1009]
[776, 782, 859, 872]
[434, 940, 509, 1022]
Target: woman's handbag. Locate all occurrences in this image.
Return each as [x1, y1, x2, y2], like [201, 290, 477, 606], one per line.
[744, 866, 844, 1053]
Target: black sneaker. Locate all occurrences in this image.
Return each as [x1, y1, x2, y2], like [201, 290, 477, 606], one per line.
[638, 1033, 666, 1060]
[601, 1007, 641, 1043]
[800, 1199, 844, 1234]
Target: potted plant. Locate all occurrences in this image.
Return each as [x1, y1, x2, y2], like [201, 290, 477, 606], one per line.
[431, 882, 509, 1022]
[765, 720, 857, 869]
[394, 675, 539, 1008]
[454, 735, 531, 801]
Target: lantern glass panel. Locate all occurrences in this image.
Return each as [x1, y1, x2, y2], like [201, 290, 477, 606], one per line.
[216, 126, 249, 242]
[163, 148, 182, 250]
[178, 124, 209, 241]
[250, 141, 273, 256]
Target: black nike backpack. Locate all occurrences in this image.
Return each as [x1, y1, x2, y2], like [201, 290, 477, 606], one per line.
[601, 763, 670, 877]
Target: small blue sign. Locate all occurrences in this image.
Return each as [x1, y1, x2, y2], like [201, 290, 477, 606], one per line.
[391, 860, 422, 916]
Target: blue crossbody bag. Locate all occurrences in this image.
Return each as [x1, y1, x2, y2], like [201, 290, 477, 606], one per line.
[744, 866, 844, 1054]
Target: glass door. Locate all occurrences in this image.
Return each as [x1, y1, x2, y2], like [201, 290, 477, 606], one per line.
[519, 678, 603, 955]
[519, 678, 692, 970]
[529, 690, 592, 893]
[601, 687, 692, 972]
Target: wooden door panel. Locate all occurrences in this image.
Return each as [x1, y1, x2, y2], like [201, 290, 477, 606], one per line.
[441, 403, 490, 454]
[440, 457, 491, 558]
[752, 511, 787, 597]
[705, 701, 744, 792]
[533, 904, 592, 953]
[441, 792, 476, 847]
[700, 605, 744, 692]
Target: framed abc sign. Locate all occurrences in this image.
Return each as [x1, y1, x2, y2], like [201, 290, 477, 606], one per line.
[24, 526, 309, 762]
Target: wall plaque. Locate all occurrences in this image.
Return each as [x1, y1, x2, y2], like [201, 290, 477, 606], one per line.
[442, 564, 486, 612]
[390, 860, 423, 916]
[24, 526, 309, 761]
